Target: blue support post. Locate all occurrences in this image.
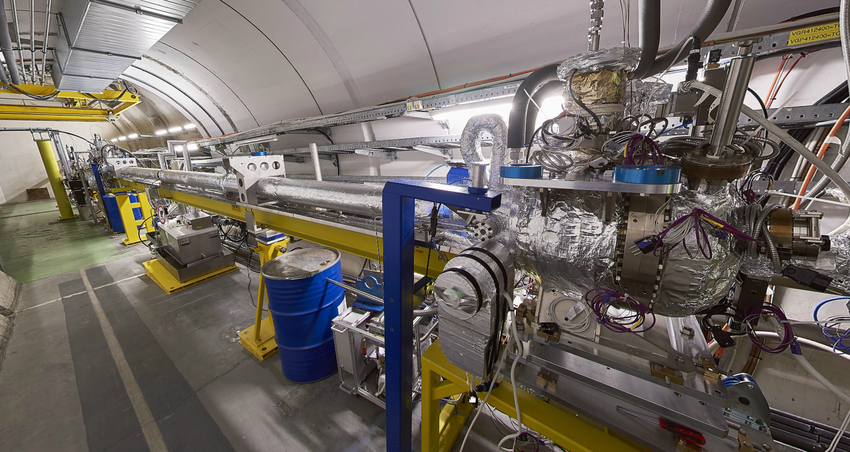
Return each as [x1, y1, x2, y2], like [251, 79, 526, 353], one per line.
[382, 179, 501, 452]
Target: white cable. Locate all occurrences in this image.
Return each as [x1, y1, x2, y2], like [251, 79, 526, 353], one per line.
[766, 318, 850, 405]
[752, 331, 850, 362]
[497, 311, 525, 451]
[688, 81, 850, 235]
[826, 408, 850, 452]
[459, 295, 515, 452]
[549, 296, 591, 333]
[764, 191, 850, 208]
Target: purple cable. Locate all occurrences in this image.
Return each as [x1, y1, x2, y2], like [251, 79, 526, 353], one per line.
[744, 304, 795, 353]
[625, 134, 665, 165]
[584, 288, 656, 333]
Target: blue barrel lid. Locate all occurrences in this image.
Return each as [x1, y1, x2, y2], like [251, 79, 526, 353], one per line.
[261, 247, 341, 280]
[500, 163, 543, 179]
[613, 165, 681, 185]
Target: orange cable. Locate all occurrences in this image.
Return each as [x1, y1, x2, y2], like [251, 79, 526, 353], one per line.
[793, 103, 850, 209]
[765, 55, 791, 109]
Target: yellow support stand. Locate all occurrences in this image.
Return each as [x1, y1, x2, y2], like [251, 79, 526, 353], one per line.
[239, 239, 290, 361]
[115, 191, 154, 245]
[36, 139, 75, 220]
[421, 339, 646, 452]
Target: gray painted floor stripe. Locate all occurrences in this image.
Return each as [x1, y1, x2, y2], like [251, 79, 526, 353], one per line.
[91, 267, 235, 452]
[60, 279, 149, 452]
[79, 269, 169, 452]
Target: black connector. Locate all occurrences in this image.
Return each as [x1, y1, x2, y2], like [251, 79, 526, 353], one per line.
[782, 265, 833, 292]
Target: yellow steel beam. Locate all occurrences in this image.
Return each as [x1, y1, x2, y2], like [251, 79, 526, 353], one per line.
[120, 181, 448, 278]
[0, 84, 141, 102]
[0, 105, 115, 115]
[0, 113, 109, 121]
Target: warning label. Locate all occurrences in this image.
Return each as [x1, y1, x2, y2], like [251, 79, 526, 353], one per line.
[787, 22, 840, 46]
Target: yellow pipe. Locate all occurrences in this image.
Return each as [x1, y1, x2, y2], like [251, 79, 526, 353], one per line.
[36, 140, 75, 220]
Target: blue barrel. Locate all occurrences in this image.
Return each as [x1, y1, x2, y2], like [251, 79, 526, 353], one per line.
[263, 247, 345, 383]
[102, 194, 125, 233]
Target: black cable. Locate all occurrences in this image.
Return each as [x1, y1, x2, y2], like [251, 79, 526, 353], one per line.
[746, 88, 769, 118]
[568, 69, 602, 135]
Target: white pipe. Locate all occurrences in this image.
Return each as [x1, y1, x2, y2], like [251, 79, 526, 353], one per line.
[28, 0, 33, 82]
[764, 191, 850, 208]
[309, 142, 322, 181]
[10, 0, 26, 83]
[753, 331, 850, 362]
[765, 318, 850, 406]
[689, 81, 850, 234]
[40, 0, 50, 85]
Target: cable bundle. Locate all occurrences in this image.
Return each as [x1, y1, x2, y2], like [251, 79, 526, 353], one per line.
[624, 134, 664, 165]
[584, 288, 656, 333]
[743, 304, 795, 354]
[814, 297, 850, 354]
[639, 208, 762, 259]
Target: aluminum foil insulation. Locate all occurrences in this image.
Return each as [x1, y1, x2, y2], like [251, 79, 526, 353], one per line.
[434, 238, 514, 378]
[624, 79, 673, 116]
[117, 167, 383, 217]
[505, 184, 744, 317]
[557, 48, 641, 79]
[654, 186, 743, 316]
[459, 114, 508, 191]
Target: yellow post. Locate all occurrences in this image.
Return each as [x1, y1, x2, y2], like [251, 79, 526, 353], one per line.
[36, 139, 75, 220]
[239, 239, 289, 360]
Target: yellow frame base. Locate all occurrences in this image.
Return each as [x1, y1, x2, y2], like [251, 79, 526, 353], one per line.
[143, 259, 237, 294]
[239, 316, 278, 361]
[421, 339, 645, 452]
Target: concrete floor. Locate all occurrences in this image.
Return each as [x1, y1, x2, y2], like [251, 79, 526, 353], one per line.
[0, 201, 523, 452]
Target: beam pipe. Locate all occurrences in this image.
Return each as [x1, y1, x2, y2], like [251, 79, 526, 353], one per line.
[36, 139, 75, 220]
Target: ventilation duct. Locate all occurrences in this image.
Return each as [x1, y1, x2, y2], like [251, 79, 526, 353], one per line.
[53, 0, 198, 93]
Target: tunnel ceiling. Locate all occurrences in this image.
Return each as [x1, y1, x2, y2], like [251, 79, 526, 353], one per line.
[3, 0, 844, 139]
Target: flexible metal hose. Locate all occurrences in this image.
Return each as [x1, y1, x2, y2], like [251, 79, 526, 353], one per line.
[632, 0, 661, 79]
[645, 0, 733, 76]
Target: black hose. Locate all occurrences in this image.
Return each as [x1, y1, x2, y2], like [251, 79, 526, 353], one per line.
[645, 0, 733, 77]
[633, 0, 661, 79]
[523, 80, 565, 146]
[507, 64, 561, 149]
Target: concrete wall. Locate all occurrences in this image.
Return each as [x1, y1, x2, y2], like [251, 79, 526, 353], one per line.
[0, 122, 109, 204]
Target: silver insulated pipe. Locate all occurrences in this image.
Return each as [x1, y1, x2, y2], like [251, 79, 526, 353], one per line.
[0, 0, 22, 84]
[117, 167, 384, 218]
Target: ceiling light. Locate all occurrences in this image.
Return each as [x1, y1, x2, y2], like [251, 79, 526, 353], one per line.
[183, 123, 197, 130]
[168, 126, 182, 133]
[117, 136, 127, 141]
[127, 133, 139, 139]
[155, 129, 167, 136]
[187, 143, 199, 151]
[174, 145, 185, 152]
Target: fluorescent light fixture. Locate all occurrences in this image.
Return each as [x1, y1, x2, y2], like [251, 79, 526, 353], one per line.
[110, 138, 117, 142]
[174, 145, 185, 152]
[127, 133, 139, 139]
[187, 143, 199, 151]
[117, 136, 127, 141]
[155, 129, 167, 136]
[183, 123, 197, 130]
[430, 101, 512, 123]
[168, 126, 182, 133]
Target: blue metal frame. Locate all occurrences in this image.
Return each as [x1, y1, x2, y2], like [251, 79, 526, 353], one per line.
[382, 179, 501, 451]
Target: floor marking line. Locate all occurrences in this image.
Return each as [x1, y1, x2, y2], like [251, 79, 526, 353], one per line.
[80, 269, 169, 452]
[18, 274, 144, 313]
